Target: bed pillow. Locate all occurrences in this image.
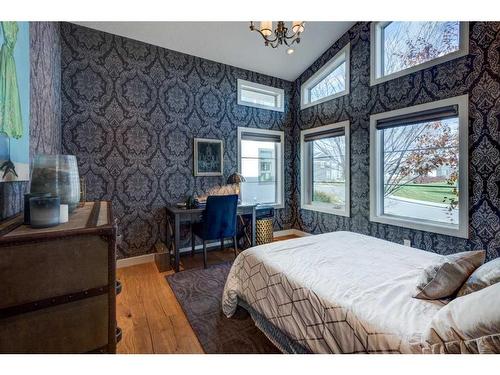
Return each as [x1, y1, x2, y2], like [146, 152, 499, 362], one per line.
[413, 250, 485, 300]
[421, 282, 500, 354]
[456, 258, 500, 297]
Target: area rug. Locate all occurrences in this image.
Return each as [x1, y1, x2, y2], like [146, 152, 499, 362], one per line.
[166, 262, 280, 354]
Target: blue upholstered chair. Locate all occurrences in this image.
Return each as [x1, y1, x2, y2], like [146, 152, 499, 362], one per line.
[191, 194, 238, 268]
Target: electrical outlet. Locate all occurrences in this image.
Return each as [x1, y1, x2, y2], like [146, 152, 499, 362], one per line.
[403, 239, 411, 247]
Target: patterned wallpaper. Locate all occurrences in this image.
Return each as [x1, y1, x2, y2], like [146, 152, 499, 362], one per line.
[60, 23, 294, 258]
[0, 22, 61, 219]
[292, 22, 500, 260]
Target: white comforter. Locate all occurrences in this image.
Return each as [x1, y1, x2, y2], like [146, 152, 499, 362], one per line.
[222, 231, 448, 353]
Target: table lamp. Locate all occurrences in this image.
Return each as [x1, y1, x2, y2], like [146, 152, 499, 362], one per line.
[227, 172, 246, 202]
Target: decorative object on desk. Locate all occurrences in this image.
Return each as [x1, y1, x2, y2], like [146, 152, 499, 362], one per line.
[23, 192, 51, 224]
[227, 172, 246, 202]
[30, 154, 81, 213]
[29, 195, 60, 228]
[59, 204, 69, 224]
[194, 138, 223, 176]
[185, 194, 196, 209]
[0, 21, 30, 182]
[79, 177, 87, 207]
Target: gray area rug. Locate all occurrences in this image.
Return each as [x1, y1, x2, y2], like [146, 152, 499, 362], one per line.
[166, 262, 280, 354]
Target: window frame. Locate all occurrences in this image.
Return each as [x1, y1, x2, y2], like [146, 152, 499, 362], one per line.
[237, 79, 284, 112]
[300, 43, 350, 110]
[300, 121, 350, 217]
[369, 95, 469, 238]
[370, 22, 469, 86]
[237, 127, 285, 209]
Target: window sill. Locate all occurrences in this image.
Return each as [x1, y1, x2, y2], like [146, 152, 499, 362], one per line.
[369, 214, 468, 239]
[301, 204, 350, 217]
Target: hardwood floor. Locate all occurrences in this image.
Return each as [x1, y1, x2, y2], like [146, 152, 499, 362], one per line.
[116, 235, 299, 354]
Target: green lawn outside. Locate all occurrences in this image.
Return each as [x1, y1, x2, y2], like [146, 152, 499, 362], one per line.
[390, 182, 457, 204]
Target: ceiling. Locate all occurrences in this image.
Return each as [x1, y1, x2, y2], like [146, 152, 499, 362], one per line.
[75, 22, 355, 81]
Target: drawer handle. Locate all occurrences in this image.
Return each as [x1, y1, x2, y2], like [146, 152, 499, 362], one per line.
[115, 280, 122, 296]
[116, 327, 122, 343]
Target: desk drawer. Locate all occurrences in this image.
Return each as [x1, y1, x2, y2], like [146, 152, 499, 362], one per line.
[0, 235, 109, 308]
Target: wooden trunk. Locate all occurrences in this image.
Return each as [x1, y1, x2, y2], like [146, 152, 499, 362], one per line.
[0, 201, 118, 353]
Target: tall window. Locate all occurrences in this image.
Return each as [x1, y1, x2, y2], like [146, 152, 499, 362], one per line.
[237, 79, 284, 112]
[370, 22, 468, 85]
[238, 127, 284, 207]
[300, 121, 350, 216]
[370, 95, 469, 238]
[301, 44, 350, 109]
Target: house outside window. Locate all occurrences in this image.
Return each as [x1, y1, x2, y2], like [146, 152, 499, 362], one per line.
[238, 127, 284, 207]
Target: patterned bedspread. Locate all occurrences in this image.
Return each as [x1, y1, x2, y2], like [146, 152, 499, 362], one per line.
[222, 231, 448, 354]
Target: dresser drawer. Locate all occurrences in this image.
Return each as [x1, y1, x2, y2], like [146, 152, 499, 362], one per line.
[0, 235, 109, 308]
[0, 294, 109, 353]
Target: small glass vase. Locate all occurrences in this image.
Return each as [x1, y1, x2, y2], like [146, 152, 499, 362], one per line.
[30, 155, 81, 213]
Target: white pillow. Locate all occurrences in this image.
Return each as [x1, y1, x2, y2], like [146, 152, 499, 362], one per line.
[421, 282, 500, 354]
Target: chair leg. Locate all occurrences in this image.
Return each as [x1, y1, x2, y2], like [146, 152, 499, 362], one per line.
[220, 237, 224, 251]
[233, 235, 238, 258]
[203, 240, 207, 269]
[191, 228, 195, 257]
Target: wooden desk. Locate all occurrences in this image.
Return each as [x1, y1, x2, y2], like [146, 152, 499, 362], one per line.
[165, 204, 257, 272]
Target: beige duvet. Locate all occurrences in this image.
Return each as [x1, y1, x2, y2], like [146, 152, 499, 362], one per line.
[222, 231, 485, 353]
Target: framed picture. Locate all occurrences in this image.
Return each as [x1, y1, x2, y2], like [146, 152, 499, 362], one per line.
[194, 138, 223, 176]
[0, 22, 30, 182]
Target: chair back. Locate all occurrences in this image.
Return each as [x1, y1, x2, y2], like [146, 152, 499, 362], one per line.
[203, 194, 238, 240]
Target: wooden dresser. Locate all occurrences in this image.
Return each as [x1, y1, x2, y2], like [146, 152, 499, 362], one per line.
[0, 201, 118, 353]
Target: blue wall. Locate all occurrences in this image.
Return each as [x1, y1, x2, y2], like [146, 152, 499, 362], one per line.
[60, 23, 295, 258]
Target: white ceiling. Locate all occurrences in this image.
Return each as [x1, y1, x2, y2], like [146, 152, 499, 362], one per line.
[75, 22, 355, 81]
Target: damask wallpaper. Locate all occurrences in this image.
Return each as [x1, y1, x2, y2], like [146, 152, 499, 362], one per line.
[292, 22, 500, 260]
[60, 23, 295, 258]
[0, 22, 61, 219]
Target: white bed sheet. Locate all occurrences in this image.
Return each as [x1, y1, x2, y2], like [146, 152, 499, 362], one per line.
[222, 231, 447, 353]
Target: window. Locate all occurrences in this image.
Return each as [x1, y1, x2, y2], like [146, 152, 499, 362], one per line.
[300, 121, 350, 216]
[371, 22, 469, 85]
[300, 44, 350, 109]
[370, 95, 469, 238]
[237, 79, 284, 112]
[238, 127, 284, 207]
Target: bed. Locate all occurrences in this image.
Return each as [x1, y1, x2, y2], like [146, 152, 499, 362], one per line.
[222, 231, 498, 354]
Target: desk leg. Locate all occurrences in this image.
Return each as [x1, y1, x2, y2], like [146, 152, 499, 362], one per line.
[251, 207, 256, 247]
[174, 214, 180, 272]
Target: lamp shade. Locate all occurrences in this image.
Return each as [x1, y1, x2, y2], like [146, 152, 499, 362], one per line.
[227, 172, 246, 184]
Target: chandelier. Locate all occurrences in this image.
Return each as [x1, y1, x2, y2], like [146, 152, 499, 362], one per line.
[249, 21, 305, 53]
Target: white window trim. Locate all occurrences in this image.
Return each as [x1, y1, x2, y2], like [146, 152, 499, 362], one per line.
[300, 43, 350, 110]
[369, 95, 469, 238]
[237, 79, 284, 112]
[370, 22, 469, 86]
[237, 127, 285, 209]
[300, 121, 350, 217]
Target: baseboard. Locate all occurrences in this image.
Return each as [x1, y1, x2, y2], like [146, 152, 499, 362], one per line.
[117, 229, 312, 269]
[274, 229, 311, 237]
[117, 253, 155, 269]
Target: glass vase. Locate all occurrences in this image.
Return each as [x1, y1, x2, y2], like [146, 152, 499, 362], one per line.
[30, 155, 81, 213]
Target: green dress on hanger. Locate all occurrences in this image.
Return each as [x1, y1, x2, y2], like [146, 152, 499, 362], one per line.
[0, 21, 23, 139]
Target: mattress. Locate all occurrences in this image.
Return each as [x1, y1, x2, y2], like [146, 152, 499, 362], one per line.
[222, 231, 449, 353]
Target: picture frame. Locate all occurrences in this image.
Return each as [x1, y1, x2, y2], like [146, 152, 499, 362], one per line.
[194, 138, 224, 176]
